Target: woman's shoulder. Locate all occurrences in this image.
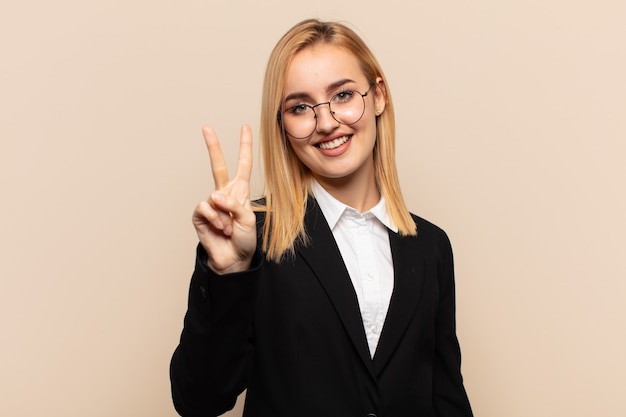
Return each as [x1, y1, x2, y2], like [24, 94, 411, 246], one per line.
[410, 212, 445, 232]
[407, 211, 453, 249]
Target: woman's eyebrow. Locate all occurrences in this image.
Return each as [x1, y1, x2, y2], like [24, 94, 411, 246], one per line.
[326, 78, 355, 93]
[283, 91, 311, 103]
[284, 78, 356, 102]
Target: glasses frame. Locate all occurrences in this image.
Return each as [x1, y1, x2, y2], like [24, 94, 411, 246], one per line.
[277, 83, 375, 140]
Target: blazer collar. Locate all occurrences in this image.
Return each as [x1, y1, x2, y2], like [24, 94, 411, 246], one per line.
[297, 197, 425, 378]
[373, 229, 426, 375]
[297, 198, 376, 378]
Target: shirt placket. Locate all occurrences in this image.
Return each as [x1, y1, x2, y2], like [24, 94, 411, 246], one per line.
[350, 212, 383, 356]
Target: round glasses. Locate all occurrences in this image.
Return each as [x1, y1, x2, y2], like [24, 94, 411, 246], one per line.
[278, 84, 373, 139]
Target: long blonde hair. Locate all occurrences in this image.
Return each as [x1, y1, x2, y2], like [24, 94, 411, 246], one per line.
[258, 19, 416, 262]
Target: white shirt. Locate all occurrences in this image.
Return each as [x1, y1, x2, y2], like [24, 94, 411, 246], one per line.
[311, 180, 397, 358]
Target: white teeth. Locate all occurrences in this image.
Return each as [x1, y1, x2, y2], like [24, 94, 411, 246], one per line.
[319, 136, 349, 150]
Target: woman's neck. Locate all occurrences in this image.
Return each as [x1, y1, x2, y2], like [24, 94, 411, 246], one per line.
[313, 171, 380, 213]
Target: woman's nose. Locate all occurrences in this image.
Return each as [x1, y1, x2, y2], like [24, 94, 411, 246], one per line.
[314, 103, 339, 133]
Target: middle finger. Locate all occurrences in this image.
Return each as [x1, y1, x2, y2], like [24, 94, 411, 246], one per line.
[202, 125, 230, 189]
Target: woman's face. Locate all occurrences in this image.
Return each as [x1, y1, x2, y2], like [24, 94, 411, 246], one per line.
[282, 43, 386, 188]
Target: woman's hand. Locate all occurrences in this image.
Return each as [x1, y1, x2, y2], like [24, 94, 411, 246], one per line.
[192, 125, 257, 274]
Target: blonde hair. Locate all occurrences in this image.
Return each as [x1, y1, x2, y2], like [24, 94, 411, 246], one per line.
[258, 19, 416, 262]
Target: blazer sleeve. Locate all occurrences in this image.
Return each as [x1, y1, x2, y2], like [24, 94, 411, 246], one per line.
[170, 243, 263, 417]
[432, 231, 474, 417]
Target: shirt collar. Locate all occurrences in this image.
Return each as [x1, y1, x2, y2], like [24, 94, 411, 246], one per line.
[310, 179, 398, 233]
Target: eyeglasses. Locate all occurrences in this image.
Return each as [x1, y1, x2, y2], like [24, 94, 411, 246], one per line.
[277, 84, 374, 139]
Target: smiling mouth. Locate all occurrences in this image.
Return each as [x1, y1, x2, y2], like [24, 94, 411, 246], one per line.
[317, 135, 351, 150]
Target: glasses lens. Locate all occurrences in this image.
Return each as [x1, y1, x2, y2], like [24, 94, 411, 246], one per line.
[281, 89, 367, 139]
[282, 104, 317, 139]
[329, 90, 365, 126]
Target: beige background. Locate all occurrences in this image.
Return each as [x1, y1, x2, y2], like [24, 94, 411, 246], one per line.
[1, 0, 625, 416]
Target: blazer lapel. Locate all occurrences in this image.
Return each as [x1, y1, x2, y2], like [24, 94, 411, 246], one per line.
[297, 198, 376, 377]
[373, 230, 426, 375]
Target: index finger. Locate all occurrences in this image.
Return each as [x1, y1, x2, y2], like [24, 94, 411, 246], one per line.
[202, 125, 229, 189]
[235, 124, 253, 182]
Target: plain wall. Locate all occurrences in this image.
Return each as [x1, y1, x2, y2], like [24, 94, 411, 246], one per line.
[1, 0, 624, 416]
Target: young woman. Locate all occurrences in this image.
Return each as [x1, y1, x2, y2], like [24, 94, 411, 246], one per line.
[171, 19, 473, 417]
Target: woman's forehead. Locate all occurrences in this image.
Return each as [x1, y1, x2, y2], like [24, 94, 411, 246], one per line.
[283, 44, 366, 95]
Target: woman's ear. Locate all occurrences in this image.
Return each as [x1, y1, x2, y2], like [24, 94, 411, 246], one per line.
[373, 76, 387, 116]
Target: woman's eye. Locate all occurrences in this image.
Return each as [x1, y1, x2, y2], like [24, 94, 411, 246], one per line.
[333, 90, 356, 103]
[288, 104, 310, 116]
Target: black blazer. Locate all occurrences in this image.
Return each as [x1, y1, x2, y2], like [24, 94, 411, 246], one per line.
[170, 198, 473, 417]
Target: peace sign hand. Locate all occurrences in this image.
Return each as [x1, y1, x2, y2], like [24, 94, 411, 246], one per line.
[192, 125, 257, 275]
